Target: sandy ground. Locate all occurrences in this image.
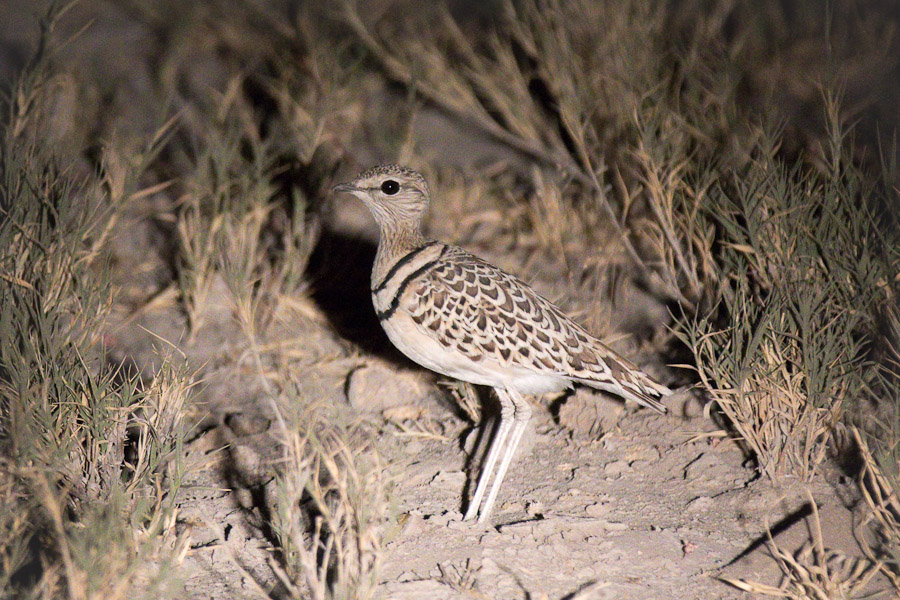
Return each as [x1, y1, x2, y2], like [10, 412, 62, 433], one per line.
[106, 199, 886, 599]
[1, 1, 894, 597]
[118, 304, 879, 600]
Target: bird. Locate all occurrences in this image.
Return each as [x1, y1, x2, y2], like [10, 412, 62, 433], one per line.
[333, 164, 671, 523]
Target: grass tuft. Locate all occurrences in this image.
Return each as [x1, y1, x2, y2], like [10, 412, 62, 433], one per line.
[676, 112, 895, 481]
[0, 7, 193, 595]
[271, 404, 392, 600]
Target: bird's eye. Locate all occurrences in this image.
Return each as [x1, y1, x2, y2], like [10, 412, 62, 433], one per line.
[380, 179, 399, 195]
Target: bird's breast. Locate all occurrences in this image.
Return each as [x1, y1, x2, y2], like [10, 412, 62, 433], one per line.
[374, 296, 569, 395]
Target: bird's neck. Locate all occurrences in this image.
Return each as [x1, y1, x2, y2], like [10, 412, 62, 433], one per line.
[372, 223, 428, 288]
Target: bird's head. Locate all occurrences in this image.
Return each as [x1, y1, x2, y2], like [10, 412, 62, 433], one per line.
[332, 164, 430, 233]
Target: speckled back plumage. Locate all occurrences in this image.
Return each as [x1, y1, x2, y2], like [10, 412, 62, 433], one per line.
[403, 244, 668, 410]
[333, 164, 671, 523]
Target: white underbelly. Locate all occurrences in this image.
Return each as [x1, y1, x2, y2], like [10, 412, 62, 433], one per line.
[379, 310, 569, 395]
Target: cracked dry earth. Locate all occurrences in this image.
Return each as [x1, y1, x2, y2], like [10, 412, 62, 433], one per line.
[356, 387, 866, 600]
[107, 203, 885, 600]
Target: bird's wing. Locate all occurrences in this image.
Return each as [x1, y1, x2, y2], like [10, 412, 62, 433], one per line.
[401, 245, 669, 412]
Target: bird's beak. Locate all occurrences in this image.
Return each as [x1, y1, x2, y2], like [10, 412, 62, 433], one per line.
[332, 182, 358, 194]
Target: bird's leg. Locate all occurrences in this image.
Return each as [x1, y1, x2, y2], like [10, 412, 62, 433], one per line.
[477, 388, 531, 523]
[463, 387, 515, 521]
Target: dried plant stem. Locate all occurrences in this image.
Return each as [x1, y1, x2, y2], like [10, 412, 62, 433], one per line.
[723, 490, 883, 598]
[342, 2, 585, 183]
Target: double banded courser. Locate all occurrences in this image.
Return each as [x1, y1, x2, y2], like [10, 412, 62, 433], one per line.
[333, 164, 671, 523]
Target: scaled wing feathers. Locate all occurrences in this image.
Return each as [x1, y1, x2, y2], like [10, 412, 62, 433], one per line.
[402, 244, 669, 412]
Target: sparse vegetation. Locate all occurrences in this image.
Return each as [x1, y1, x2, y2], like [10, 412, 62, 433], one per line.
[0, 6, 192, 597]
[723, 491, 884, 598]
[270, 403, 392, 600]
[2, 0, 900, 598]
[677, 108, 894, 482]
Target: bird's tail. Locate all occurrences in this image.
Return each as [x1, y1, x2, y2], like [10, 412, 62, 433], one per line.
[575, 354, 670, 414]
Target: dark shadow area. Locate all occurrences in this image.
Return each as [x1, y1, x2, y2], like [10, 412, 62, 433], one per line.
[547, 388, 575, 425]
[5, 536, 47, 594]
[723, 502, 814, 568]
[834, 436, 865, 483]
[306, 224, 415, 367]
[458, 386, 500, 515]
[213, 423, 290, 599]
[560, 581, 604, 600]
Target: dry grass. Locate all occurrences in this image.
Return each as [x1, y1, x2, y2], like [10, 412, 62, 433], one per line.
[270, 404, 392, 600]
[676, 102, 897, 482]
[2, 0, 900, 597]
[0, 5, 194, 597]
[437, 558, 485, 597]
[3, 362, 195, 600]
[855, 427, 900, 591]
[723, 491, 883, 599]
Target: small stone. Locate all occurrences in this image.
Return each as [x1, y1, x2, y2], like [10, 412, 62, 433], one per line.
[604, 460, 630, 477]
[480, 557, 500, 576]
[558, 388, 625, 438]
[383, 404, 426, 421]
[526, 501, 545, 516]
[442, 512, 471, 530]
[679, 391, 707, 418]
[230, 444, 260, 474]
[430, 470, 466, 488]
[397, 513, 427, 538]
[683, 452, 729, 482]
[403, 439, 424, 455]
[224, 412, 271, 436]
[345, 361, 429, 411]
[624, 445, 661, 462]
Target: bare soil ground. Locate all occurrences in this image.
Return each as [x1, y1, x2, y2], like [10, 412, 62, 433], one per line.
[107, 192, 883, 599]
[119, 306, 875, 600]
[3, 1, 895, 598]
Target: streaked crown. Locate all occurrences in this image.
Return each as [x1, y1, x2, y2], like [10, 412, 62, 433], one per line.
[333, 164, 430, 231]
